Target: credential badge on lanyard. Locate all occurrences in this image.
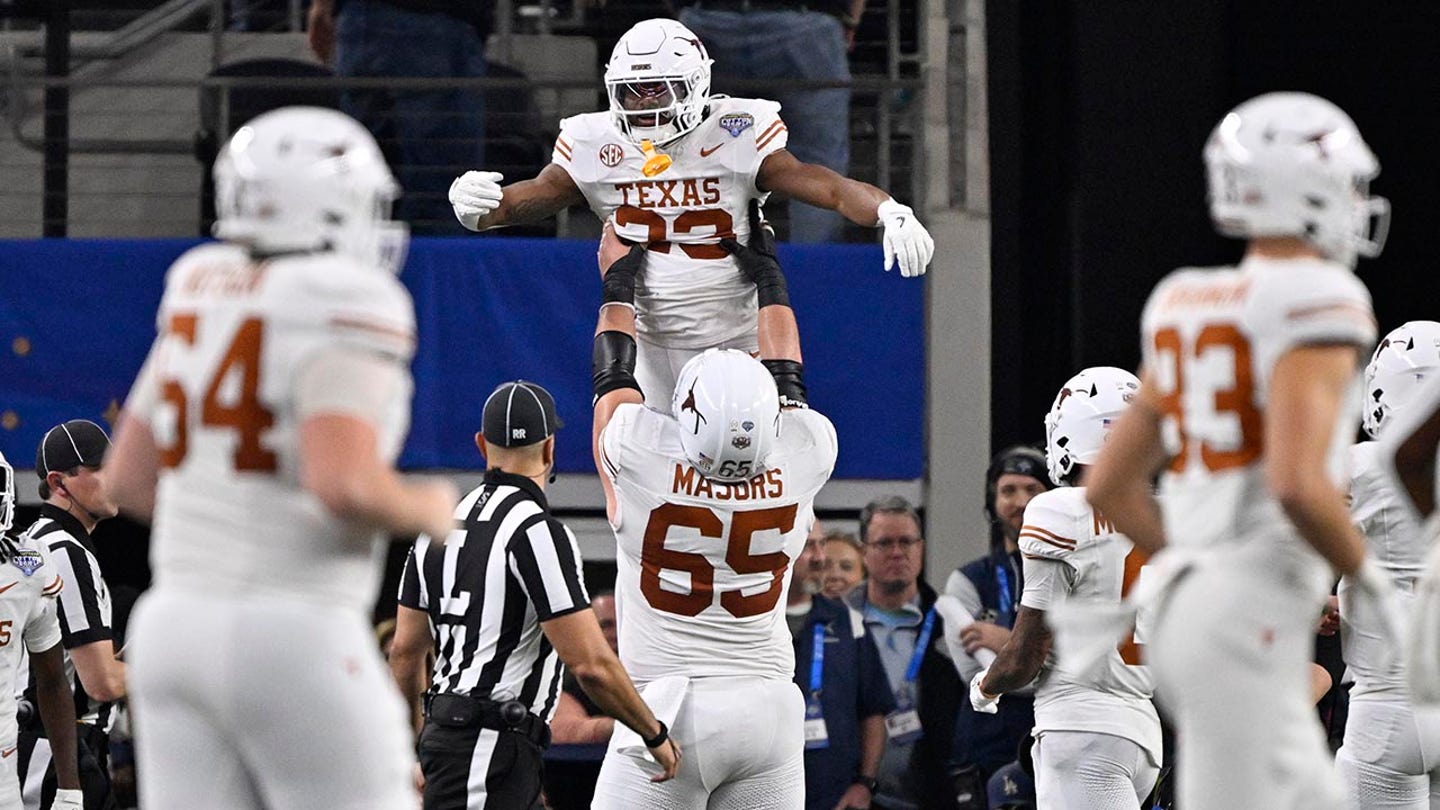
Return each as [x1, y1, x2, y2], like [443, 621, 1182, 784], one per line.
[885, 607, 935, 744]
[804, 622, 829, 749]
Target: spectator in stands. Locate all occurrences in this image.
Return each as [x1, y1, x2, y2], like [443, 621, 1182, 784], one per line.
[787, 519, 892, 810]
[307, 0, 491, 233]
[943, 446, 1050, 808]
[823, 531, 865, 599]
[845, 496, 961, 810]
[675, 0, 863, 242]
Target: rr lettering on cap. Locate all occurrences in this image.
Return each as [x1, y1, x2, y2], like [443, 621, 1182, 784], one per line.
[512, 428, 527, 440]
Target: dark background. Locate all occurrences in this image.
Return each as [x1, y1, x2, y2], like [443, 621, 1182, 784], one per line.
[988, 0, 1440, 450]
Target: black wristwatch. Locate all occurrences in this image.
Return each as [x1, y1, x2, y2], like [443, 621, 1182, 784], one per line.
[642, 720, 669, 749]
[852, 774, 879, 793]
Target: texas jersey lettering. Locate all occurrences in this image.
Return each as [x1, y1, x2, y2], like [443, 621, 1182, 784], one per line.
[554, 97, 788, 351]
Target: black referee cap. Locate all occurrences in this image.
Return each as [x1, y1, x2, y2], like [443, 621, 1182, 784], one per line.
[37, 419, 110, 477]
[481, 381, 563, 448]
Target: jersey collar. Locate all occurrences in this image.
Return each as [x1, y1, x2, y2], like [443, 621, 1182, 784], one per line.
[482, 468, 549, 510]
[39, 502, 95, 550]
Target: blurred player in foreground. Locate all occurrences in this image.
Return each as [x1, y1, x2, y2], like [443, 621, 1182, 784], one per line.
[1086, 91, 1398, 810]
[103, 106, 457, 809]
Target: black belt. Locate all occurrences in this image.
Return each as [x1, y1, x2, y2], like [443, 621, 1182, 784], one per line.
[425, 693, 551, 749]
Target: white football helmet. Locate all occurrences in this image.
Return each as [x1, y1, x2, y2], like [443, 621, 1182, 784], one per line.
[0, 450, 14, 534]
[213, 106, 408, 273]
[672, 349, 780, 482]
[604, 19, 714, 146]
[1045, 366, 1140, 486]
[1363, 321, 1440, 439]
[1204, 92, 1389, 267]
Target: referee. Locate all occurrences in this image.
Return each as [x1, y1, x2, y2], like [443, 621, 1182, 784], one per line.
[17, 420, 124, 810]
[389, 381, 680, 810]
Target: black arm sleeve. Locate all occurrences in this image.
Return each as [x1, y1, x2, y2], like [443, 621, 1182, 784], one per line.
[593, 330, 642, 400]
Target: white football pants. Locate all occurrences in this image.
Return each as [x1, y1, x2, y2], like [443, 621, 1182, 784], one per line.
[1147, 543, 1344, 810]
[591, 676, 804, 810]
[1032, 731, 1158, 810]
[636, 335, 760, 410]
[127, 589, 416, 810]
[1335, 697, 1440, 809]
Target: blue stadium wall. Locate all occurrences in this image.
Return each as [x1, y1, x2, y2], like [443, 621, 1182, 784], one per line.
[0, 238, 924, 480]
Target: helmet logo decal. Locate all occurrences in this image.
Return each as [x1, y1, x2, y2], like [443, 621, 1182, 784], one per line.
[731, 435, 751, 450]
[599, 144, 625, 168]
[680, 382, 708, 434]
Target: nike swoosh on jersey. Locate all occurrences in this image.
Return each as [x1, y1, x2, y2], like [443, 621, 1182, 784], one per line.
[1, 747, 15, 759]
[0, 582, 17, 596]
[699, 143, 724, 157]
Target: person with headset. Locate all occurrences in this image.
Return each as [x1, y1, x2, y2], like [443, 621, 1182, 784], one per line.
[16, 419, 123, 810]
[941, 446, 1051, 809]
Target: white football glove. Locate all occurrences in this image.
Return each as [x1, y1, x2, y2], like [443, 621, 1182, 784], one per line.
[52, 790, 82, 810]
[968, 670, 999, 714]
[449, 171, 504, 231]
[877, 199, 934, 278]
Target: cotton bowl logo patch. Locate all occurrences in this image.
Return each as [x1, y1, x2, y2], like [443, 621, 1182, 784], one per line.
[731, 435, 752, 450]
[599, 143, 625, 168]
[719, 113, 754, 137]
[11, 550, 43, 577]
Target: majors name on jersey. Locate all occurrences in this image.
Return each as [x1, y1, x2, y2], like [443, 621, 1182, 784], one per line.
[554, 98, 788, 349]
[1140, 256, 1376, 551]
[128, 243, 417, 613]
[1018, 486, 1161, 764]
[599, 403, 836, 684]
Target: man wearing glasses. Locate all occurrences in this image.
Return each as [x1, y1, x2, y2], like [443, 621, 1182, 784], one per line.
[844, 496, 961, 810]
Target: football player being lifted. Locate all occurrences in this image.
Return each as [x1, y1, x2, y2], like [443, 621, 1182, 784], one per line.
[448, 18, 934, 405]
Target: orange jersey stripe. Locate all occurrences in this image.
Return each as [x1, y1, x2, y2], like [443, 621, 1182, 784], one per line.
[1285, 301, 1377, 329]
[1019, 533, 1075, 552]
[42, 576, 63, 596]
[757, 125, 788, 149]
[1020, 524, 1077, 546]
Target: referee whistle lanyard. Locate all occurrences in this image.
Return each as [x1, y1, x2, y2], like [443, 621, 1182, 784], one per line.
[885, 606, 935, 745]
[804, 623, 829, 749]
[995, 562, 1015, 627]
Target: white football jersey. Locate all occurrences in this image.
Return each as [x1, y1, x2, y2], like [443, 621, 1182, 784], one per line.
[554, 97, 789, 350]
[0, 537, 63, 748]
[127, 243, 416, 614]
[1341, 441, 1426, 698]
[599, 403, 836, 685]
[1141, 256, 1376, 553]
[1018, 487, 1162, 763]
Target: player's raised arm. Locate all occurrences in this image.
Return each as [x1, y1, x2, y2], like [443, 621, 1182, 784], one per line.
[591, 226, 648, 522]
[756, 149, 934, 277]
[449, 163, 586, 232]
[720, 203, 809, 409]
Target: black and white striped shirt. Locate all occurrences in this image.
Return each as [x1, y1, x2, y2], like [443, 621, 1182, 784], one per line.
[18, 505, 115, 730]
[398, 470, 589, 723]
